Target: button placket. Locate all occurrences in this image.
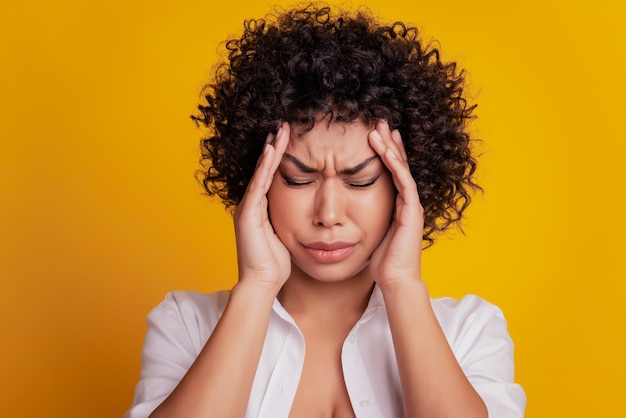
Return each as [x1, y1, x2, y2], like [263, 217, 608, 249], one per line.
[256, 316, 306, 418]
[341, 317, 390, 417]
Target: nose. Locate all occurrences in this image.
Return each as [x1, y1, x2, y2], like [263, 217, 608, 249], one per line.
[312, 179, 346, 227]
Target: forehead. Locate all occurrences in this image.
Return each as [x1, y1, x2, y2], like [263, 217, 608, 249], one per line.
[286, 119, 374, 163]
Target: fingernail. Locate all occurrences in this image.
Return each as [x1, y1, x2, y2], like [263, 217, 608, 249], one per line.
[387, 149, 398, 159]
[265, 132, 274, 144]
[372, 130, 382, 142]
[263, 143, 271, 154]
[276, 126, 283, 138]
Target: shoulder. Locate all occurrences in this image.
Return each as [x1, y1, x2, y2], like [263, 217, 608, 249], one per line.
[431, 294, 505, 324]
[430, 296, 526, 416]
[430, 295, 511, 355]
[145, 290, 232, 350]
[150, 290, 231, 318]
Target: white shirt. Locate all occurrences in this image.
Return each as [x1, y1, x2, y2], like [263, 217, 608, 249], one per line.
[125, 286, 526, 417]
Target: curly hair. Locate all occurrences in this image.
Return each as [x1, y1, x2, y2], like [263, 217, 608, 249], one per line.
[192, 3, 480, 245]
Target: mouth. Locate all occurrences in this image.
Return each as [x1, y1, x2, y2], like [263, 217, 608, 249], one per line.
[301, 241, 358, 264]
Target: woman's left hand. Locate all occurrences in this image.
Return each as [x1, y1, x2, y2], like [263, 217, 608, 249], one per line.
[368, 120, 425, 291]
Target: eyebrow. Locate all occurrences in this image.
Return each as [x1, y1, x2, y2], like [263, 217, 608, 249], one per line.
[282, 153, 379, 175]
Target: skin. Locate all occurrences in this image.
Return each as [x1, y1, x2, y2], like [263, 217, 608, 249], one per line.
[149, 118, 487, 418]
[266, 118, 395, 416]
[267, 118, 395, 286]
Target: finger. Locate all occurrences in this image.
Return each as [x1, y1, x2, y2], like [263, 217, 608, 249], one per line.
[252, 132, 275, 172]
[264, 122, 290, 190]
[383, 149, 418, 199]
[368, 129, 389, 167]
[276, 122, 290, 152]
[369, 121, 415, 192]
[369, 124, 402, 169]
[243, 143, 275, 208]
[374, 120, 405, 162]
[371, 131, 422, 218]
[385, 151, 425, 231]
[391, 129, 408, 161]
[269, 123, 290, 175]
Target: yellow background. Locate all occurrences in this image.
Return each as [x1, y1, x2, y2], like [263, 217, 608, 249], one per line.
[1, 0, 624, 417]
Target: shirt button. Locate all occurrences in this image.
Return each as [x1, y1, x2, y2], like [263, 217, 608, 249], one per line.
[359, 399, 371, 409]
[349, 334, 356, 343]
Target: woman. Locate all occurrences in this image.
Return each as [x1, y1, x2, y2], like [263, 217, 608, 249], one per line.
[126, 4, 526, 417]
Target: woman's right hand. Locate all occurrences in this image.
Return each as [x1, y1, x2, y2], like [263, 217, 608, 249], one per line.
[233, 122, 291, 294]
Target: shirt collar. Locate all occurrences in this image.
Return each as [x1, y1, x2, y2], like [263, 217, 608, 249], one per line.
[358, 283, 385, 324]
[271, 283, 386, 327]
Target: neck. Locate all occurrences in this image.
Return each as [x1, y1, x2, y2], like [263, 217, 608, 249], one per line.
[278, 265, 375, 323]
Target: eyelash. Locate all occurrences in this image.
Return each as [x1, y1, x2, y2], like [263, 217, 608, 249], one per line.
[347, 177, 378, 188]
[282, 175, 379, 188]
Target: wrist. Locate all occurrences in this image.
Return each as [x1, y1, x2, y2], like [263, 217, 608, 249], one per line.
[232, 279, 282, 301]
[377, 278, 430, 302]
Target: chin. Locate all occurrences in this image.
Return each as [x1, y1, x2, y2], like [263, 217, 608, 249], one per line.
[291, 260, 371, 284]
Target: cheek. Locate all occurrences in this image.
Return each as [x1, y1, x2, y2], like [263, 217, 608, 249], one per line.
[373, 180, 396, 234]
[352, 184, 395, 238]
[267, 184, 304, 238]
[373, 175, 396, 213]
[371, 197, 395, 235]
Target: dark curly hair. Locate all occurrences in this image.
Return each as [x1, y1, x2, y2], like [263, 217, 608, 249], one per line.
[192, 3, 480, 245]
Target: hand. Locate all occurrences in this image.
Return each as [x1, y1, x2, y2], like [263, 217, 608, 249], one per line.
[367, 120, 425, 291]
[233, 122, 291, 294]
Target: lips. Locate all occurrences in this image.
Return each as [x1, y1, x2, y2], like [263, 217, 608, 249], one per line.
[301, 241, 358, 264]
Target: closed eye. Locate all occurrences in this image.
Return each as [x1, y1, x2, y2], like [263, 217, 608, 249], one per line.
[346, 175, 380, 188]
[282, 175, 313, 187]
